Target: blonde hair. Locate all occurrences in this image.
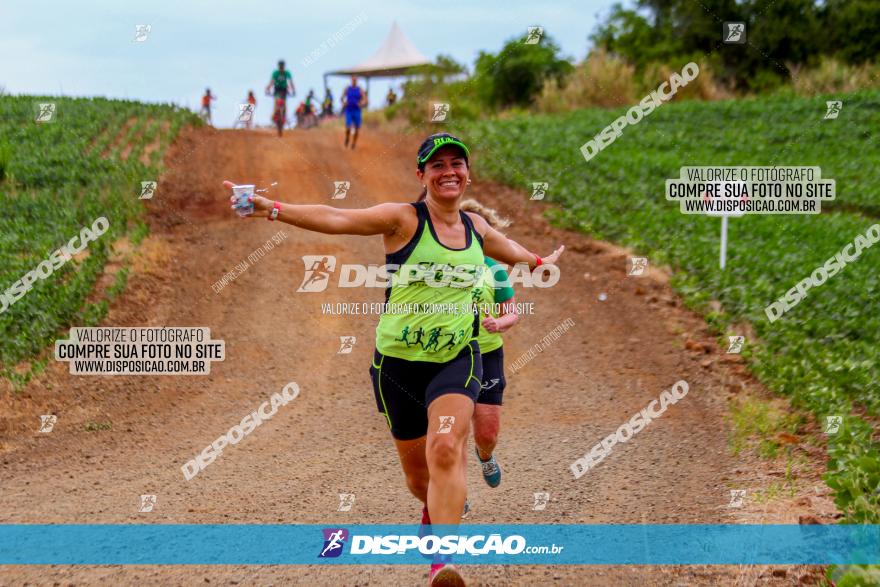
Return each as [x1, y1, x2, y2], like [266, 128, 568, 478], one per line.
[460, 199, 511, 231]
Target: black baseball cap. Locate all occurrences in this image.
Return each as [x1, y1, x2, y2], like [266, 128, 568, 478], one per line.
[417, 133, 470, 169]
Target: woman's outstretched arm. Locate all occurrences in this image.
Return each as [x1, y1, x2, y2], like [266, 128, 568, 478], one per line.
[466, 211, 565, 269]
[225, 181, 405, 237]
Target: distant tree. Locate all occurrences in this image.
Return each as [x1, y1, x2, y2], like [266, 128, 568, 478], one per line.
[408, 54, 468, 84]
[473, 34, 573, 108]
[590, 0, 870, 91]
[820, 0, 880, 64]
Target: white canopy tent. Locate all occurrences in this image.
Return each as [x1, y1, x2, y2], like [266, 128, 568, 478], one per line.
[324, 21, 431, 97]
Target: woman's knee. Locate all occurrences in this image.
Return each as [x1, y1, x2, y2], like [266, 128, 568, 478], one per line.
[427, 434, 463, 470]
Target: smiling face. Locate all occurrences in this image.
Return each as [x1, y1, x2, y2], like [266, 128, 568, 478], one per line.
[417, 146, 469, 203]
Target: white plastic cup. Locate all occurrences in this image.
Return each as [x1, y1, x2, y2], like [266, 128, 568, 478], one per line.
[232, 184, 255, 217]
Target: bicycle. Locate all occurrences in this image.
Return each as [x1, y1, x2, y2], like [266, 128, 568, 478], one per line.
[268, 91, 287, 137]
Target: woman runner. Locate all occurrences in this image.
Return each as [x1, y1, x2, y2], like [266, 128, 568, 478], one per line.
[459, 200, 519, 491]
[226, 133, 564, 586]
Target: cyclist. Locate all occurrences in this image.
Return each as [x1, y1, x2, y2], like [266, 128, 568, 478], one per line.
[265, 60, 295, 132]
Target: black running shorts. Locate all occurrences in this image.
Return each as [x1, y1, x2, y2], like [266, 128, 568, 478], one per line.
[476, 346, 506, 406]
[369, 340, 482, 440]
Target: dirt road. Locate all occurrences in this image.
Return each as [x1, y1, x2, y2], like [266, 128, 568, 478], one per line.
[0, 126, 831, 586]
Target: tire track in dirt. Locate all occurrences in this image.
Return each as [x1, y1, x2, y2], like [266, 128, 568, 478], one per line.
[0, 127, 827, 586]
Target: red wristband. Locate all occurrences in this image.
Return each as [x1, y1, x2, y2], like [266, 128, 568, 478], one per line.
[268, 201, 281, 221]
[534, 254, 543, 267]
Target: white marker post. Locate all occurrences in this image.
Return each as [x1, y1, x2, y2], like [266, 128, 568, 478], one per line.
[720, 216, 729, 270]
[703, 181, 746, 270]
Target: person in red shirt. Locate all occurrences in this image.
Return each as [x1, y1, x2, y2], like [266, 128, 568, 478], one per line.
[200, 88, 216, 125]
[245, 90, 257, 129]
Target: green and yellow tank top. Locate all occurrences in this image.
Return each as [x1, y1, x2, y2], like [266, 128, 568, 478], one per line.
[375, 201, 485, 362]
[472, 257, 515, 354]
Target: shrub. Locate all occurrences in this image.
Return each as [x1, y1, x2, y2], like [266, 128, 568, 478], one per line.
[535, 49, 636, 112]
[789, 57, 880, 95]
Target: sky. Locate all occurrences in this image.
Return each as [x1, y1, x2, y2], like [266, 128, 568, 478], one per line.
[0, 0, 614, 127]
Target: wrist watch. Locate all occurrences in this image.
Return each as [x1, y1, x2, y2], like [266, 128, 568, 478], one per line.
[268, 201, 281, 221]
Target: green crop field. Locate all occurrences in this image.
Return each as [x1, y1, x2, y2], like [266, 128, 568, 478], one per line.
[0, 96, 198, 381]
[458, 89, 880, 523]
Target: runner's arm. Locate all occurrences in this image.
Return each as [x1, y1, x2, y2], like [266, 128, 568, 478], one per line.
[498, 297, 520, 331]
[482, 295, 519, 333]
[224, 183, 403, 236]
[269, 202, 402, 236]
[467, 212, 564, 269]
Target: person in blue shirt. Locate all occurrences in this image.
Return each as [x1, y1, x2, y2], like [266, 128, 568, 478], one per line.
[342, 75, 366, 150]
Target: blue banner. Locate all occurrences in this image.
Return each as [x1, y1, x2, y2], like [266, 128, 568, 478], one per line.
[1, 524, 878, 565]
